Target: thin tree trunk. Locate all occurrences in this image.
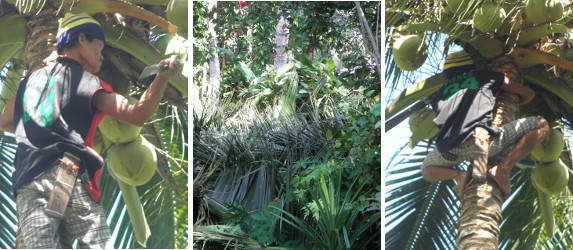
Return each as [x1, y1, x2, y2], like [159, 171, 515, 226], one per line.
[204, 1, 221, 104]
[457, 56, 521, 249]
[353, 1, 381, 79]
[273, 13, 289, 71]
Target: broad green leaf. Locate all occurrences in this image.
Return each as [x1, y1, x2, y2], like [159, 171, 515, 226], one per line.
[326, 59, 335, 72]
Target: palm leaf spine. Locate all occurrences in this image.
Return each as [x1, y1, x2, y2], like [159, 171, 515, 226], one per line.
[512, 24, 569, 46]
[0, 51, 25, 111]
[68, 0, 177, 34]
[524, 69, 573, 108]
[385, 73, 444, 119]
[0, 44, 23, 74]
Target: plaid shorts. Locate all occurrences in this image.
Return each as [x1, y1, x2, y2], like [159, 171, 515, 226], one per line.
[16, 163, 113, 248]
[421, 116, 539, 169]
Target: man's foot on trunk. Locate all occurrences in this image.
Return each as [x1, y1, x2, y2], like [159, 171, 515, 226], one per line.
[454, 171, 470, 200]
[488, 166, 511, 199]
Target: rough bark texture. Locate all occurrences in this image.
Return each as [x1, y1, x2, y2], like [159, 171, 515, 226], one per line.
[23, 8, 58, 74]
[274, 14, 289, 71]
[457, 180, 504, 249]
[204, 2, 221, 104]
[457, 56, 521, 249]
[354, 1, 381, 78]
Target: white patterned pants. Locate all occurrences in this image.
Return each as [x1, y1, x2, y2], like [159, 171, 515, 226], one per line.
[421, 116, 539, 169]
[16, 163, 113, 248]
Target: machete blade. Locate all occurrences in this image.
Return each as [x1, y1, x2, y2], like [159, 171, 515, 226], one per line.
[139, 64, 168, 80]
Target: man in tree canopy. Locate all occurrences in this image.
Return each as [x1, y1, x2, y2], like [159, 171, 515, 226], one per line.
[420, 50, 549, 199]
[0, 13, 180, 248]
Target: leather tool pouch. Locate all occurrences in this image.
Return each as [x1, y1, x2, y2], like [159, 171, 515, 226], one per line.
[45, 152, 81, 219]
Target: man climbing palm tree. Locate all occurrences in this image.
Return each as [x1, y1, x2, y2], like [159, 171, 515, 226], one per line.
[0, 13, 180, 248]
[420, 50, 549, 199]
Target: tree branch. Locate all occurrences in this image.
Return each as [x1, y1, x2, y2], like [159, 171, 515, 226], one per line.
[354, 1, 381, 78]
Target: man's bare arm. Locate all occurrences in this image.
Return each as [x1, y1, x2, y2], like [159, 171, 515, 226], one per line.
[0, 96, 16, 133]
[93, 55, 180, 126]
[500, 73, 535, 104]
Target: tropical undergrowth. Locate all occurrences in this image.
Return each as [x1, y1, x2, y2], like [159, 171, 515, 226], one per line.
[193, 53, 380, 249]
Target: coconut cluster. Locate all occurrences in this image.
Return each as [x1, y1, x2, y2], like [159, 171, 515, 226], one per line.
[530, 129, 568, 195]
[93, 96, 158, 186]
[392, 0, 566, 72]
[525, 0, 563, 25]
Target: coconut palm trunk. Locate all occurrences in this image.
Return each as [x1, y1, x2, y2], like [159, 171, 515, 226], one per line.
[456, 56, 521, 249]
[15, 6, 64, 247]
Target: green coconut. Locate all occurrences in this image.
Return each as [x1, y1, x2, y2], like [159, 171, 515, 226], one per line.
[525, 0, 564, 25]
[408, 107, 438, 148]
[409, 107, 438, 139]
[108, 135, 157, 186]
[98, 96, 142, 144]
[167, 0, 188, 38]
[392, 35, 428, 71]
[473, 3, 507, 33]
[531, 129, 564, 162]
[91, 127, 112, 154]
[548, 0, 565, 22]
[154, 34, 175, 55]
[155, 34, 187, 57]
[165, 35, 187, 59]
[447, 0, 473, 15]
[532, 159, 569, 195]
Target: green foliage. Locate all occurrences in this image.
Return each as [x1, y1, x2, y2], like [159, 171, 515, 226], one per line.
[271, 171, 380, 249]
[335, 88, 381, 186]
[193, 1, 381, 248]
[221, 202, 285, 246]
[193, 97, 336, 214]
[246, 62, 298, 111]
[193, 1, 380, 103]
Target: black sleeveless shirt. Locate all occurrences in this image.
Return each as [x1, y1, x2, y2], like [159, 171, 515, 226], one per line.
[12, 56, 113, 202]
[431, 69, 503, 152]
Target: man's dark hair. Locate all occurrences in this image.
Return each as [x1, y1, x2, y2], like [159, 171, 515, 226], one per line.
[57, 33, 95, 55]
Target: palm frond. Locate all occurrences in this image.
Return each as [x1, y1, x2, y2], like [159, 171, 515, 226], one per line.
[498, 169, 541, 249]
[385, 139, 459, 250]
[385, 135, 573, 250]
[0, 133, 17, 248]
[193, 225, 263, 250]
